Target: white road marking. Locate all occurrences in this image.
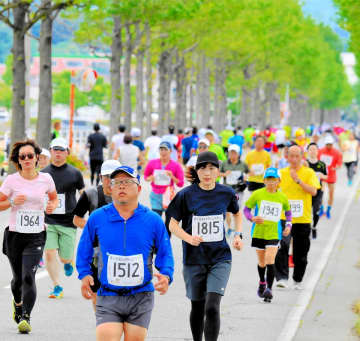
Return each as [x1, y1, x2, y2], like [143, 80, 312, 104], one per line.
[3, 270, 49, 289]
[276, 175, 360, 341]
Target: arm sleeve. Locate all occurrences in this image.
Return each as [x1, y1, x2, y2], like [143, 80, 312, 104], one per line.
[103, 136, 108, 148]
[76, 217, 96, 280]
[244, 192, 257, 209]
[76, 171, 86, 191]
[174, 163, 184, 188]
[144, 161, 154, 178]
[0, 176, 13, 198]
[165, 191, 185, 223]
[243, 207, 253, 221]
[154, 218, 175, 284]
[73, 192, 90, 218]
[285, 210, 292, 223]
[46, 174, 56, 193]
[227, 190, 239, 214]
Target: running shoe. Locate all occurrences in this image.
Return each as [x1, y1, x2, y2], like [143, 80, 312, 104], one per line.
[49, 285, 63, 299]
[257, 281, 267, 298]
[326, 207, 331, 219]
[288, 254, 294, 268]
[64, 262, 74, 277]
[319, 205, 324, 217]
[12, 300, 22, 324]
[348, 180, 353, 186]
[18, 314, 31, 334]
[293, 281, 303, 290]
[263, 288, 273, 303]
[311, 227, 317, 239]
[276, 279, 288, 289]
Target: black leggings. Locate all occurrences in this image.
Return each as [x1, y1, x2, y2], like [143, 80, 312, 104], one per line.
[345, 162, 356, 182]
[90, 159, 103, 185]
[3, 228, 45, 316]
[312, 190, 323, 228]
[190, 292, 222, 341]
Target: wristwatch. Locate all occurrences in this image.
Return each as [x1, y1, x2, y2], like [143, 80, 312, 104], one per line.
[234, 232, 243, 239]
[9, 199, 15, 207]
[296, 179, 301, 185]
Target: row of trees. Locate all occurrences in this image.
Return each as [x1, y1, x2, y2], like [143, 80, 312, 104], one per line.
[0, 0, 355, 150]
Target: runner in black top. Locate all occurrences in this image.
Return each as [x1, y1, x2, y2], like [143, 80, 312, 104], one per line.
[307, 142, 327, 239]
[87, 123, 108, 186]
[73, 160, 120, 309]
[166, 151, 243, 341]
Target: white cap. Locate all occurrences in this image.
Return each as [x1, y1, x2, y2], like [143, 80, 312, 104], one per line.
[131, 127, 141, 137]
[324, 135, 335, 145]
[40, 148, 51, 158]
[101, 160, 122, 176]
[50, 137, 68, 150]
[228, 144, 240, 153]
[198, 138, 210, 147]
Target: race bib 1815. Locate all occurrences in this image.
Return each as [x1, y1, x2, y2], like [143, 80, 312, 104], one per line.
[289, 200, 304, 218]
[15, 209, 44, 233]
[259, 200, 282, 222]
[107, 254, 144, 287]
[192, 214, 224, 242]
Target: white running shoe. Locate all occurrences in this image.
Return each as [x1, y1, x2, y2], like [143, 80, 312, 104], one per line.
[276, 279, 288, 289]
[293, 281, 303, 290]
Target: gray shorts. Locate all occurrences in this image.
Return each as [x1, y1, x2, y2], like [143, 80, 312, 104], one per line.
[95, 292, 154, 329]
[183, 261, 232, 301]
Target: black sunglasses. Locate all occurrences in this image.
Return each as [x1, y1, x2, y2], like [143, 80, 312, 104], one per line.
[19, 153, 35, 161]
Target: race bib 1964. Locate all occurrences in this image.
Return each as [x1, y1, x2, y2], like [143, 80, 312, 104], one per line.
[289, 200, 304, 218]
[192, 214, 224, 242]
[15, 209, 44, 233]
[107, 254, 144, 287]
[259, 201, 282, 222]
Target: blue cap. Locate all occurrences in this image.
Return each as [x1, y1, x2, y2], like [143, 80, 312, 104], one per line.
[159, 141, 172, 150]
[110, 166, 141, 183]
[264, 167, 280, 179]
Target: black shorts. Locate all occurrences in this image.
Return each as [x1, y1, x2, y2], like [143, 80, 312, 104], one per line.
[251, 238, 279, 250]
[247, 181, 265, 192]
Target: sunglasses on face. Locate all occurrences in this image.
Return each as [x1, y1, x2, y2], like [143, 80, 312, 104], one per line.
[18, 153, 35, 161]
[52, 147, 66, 151]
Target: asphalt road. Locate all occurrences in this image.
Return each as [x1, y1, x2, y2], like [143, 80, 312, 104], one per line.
[0, 168, 359, 341]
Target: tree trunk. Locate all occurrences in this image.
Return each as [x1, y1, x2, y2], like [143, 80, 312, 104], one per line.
[123, 23, 132, 129]
[240, 65, 253, 128]
[200, 54, 210, 128]
[36, 0, 53, 149]
[135, 23, 144, 135]
[165, 51, 174, 128]
[219, 63, 227, 130]
[109, 16, 122, 155]
[214, 59, 221, 132]
[175, 53, 186, 130]
[10, 4, 28, 170]
[189, 65, 195, 127]
[145, 23, 152, 137]
[195, 56, 202, 127]
[158, 48, 170, 135]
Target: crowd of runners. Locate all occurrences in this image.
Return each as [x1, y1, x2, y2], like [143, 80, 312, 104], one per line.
[0, 121, 358, 340]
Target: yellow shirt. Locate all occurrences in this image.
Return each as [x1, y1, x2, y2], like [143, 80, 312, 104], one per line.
[280, 166, 320, 224]
[245, 150, 272, 183]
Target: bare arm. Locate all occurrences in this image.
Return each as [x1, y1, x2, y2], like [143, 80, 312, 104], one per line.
[169, 217, 203, 246]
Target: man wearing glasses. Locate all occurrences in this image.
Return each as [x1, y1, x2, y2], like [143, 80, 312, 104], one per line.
[42, 138, 85, 299]
[73, 160, 121, 309]
[77, 166, 174, 341]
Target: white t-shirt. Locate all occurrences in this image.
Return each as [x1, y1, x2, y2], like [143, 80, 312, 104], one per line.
[144, 136, 162, 160]
[343, 140, 358, 163]
[112, 133, 125, 154]
[118, 144, 140, 170]
[275, 129, 286, 145]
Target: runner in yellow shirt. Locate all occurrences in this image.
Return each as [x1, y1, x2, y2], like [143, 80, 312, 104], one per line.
[274, 145, 320, 290]
[245, 136, 272, 192]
